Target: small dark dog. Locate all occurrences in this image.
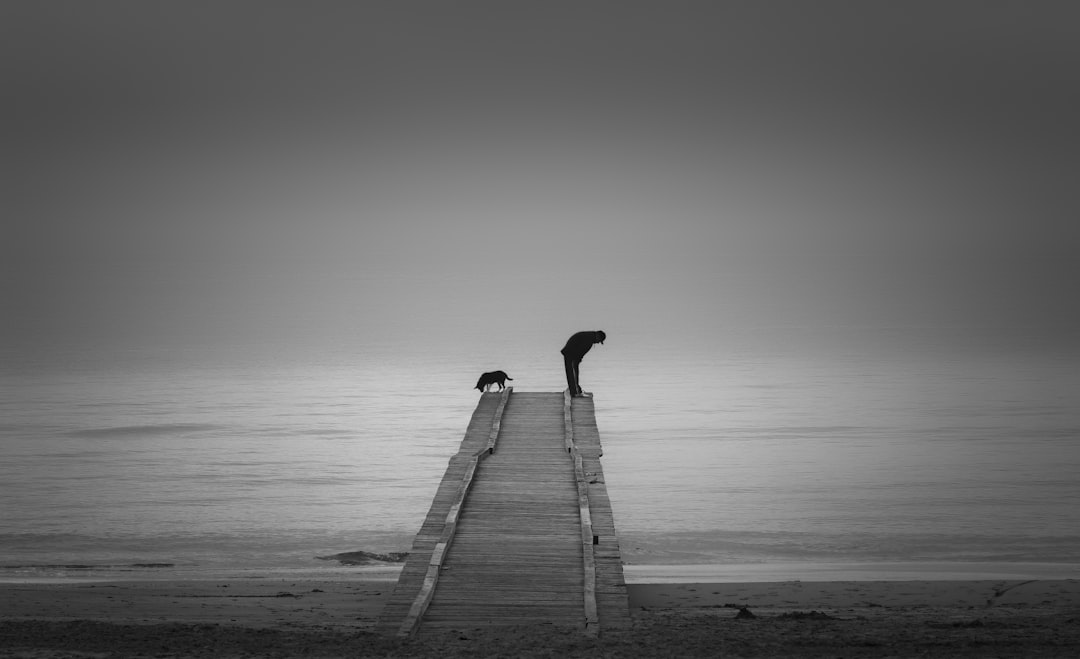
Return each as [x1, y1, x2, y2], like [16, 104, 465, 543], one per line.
[474, 370, 513, 392]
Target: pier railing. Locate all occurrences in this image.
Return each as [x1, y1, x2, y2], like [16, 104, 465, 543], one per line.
[396, 386, 511, 637]
[564, 389, 600, 635]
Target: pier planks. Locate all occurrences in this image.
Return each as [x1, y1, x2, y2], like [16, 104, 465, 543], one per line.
[375, 390, 629, 636]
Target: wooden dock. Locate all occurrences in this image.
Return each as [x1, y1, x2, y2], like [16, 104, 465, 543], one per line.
[375, 389, 629, 637]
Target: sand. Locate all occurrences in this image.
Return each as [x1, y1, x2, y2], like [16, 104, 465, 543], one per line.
[2, 577, 1079, 657]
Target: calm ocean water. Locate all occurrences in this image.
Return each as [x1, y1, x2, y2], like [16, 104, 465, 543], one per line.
[3, 326, 1079, 581]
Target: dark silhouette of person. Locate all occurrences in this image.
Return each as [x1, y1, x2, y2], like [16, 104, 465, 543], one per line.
[561, 330, 606, 397]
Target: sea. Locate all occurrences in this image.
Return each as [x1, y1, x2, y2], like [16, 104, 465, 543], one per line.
[3, 325, 1079, 583]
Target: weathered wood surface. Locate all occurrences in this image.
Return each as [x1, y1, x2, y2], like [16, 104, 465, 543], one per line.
[568, 394, 630, 631]
[375, 390, 629, 636]
[391, 387, 512, 637]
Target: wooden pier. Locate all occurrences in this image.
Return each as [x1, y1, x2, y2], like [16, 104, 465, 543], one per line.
[376, 389, 629, 637]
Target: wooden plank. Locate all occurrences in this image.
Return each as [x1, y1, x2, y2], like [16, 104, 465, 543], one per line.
[420, 393, 585, 632]
[565, 390, 600, 636]
[396, 388, 514, 636]
[570, 394, 631, 630]
[377, 387, 511, 637]
[377, 389, 629, 636]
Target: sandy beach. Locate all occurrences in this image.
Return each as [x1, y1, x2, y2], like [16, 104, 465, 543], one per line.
[2, 576, 1078, 657]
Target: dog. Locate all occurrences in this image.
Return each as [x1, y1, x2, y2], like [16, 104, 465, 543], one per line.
[474, 370, 513, 392]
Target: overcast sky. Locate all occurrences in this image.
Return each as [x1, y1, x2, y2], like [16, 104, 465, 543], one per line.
[4, 1, 1079, 358]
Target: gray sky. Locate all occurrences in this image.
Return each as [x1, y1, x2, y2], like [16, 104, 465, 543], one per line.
[5, 1, 1079, 358]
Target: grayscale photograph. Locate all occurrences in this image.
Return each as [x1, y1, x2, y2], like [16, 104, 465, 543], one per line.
[3, 1, 1078, 656]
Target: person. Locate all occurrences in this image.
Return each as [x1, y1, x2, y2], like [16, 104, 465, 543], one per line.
[560, 330, 606, 397]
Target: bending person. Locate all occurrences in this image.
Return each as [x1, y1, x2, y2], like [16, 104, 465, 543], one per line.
[560, 330, 606, 397]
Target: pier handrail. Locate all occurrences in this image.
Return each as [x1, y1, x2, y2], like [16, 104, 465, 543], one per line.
[397, 386, 512, 637]
[564, 389, 599, 636]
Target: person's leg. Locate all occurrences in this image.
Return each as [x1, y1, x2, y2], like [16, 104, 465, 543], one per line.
[563, 353, 577, 395]
[571, 358, 582, 396]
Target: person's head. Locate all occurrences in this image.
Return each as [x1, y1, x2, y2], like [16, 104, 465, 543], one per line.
[596, 330, 606, 344]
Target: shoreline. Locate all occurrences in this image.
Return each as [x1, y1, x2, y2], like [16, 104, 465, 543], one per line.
[5, 560, 1076, 586]
[2, 576, 1078, 657]
[3, 575, 1078, 628]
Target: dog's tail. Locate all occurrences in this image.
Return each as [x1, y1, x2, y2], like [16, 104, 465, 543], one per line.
[506, 376, 513, 380]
